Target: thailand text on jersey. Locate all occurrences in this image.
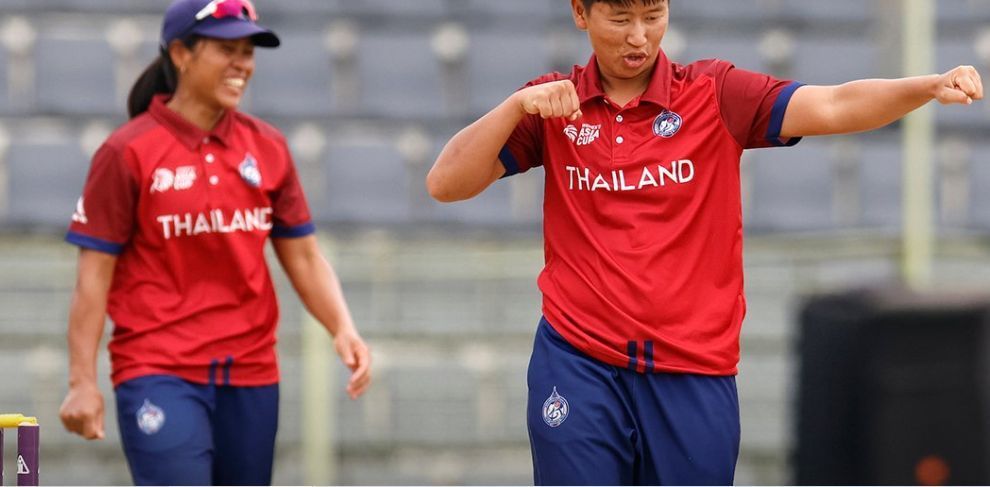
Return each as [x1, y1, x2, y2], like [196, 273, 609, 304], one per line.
[67, 95, 314, 387]
[501, 51, 802, 375]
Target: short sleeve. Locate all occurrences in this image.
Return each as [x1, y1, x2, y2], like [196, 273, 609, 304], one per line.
[269, 143, 315, 239]
[65, 143, 139, 255]
[718, 65, 804, 149]
[500, 112, 544, 177]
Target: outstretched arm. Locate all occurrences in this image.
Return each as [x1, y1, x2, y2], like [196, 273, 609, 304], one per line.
[426, 80, 583, 202]
[781, 65, 983, 138]
[273, 235, 371, 399]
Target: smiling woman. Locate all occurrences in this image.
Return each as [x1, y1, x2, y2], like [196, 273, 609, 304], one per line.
[59, 0, 372, 485]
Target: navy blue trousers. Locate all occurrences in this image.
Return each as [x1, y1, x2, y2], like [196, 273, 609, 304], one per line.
[115, 375, 279, 486]
[527, 318, 740, 485]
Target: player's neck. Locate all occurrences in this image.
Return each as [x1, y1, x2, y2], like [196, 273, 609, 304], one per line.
[599, 67, 652, 108]
[166, 92, 225, 132]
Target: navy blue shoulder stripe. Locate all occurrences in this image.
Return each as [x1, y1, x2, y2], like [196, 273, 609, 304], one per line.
[766, 81, 805, 147]
[65, 231, 125, 255]
[271, 221, 316, 238]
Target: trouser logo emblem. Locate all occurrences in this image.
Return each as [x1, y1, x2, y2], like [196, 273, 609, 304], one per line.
[542, 386, 570, 427]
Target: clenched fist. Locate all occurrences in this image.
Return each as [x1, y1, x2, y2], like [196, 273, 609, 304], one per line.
[935, 65, 984, 105]
[513, 80, 583, 121]
[60, 381, 105, 440]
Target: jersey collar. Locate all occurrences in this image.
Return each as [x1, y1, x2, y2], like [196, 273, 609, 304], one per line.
[149, 94, 234, 150]
[576, 49, 672, 109]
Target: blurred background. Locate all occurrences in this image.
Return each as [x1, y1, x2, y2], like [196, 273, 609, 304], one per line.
[0, 0, 989, 484]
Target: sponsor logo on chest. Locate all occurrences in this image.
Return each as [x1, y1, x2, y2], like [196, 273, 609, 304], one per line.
[564, 123, 602, 146]
[151, 166, 197, 193]
[565, 159, 695, 192]
[156, 207, 274, 240]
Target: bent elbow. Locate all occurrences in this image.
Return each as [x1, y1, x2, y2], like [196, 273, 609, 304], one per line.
[425, 169, 458, 203]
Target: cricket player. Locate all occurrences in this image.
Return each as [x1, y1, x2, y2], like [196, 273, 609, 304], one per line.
[427, 0, 983, 484]
[58, 0, 371, 484]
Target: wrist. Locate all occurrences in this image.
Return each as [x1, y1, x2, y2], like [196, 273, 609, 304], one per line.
[928, 73, 944, 99]
[504, 91, 530, 119]
[68, 376, 98, 389]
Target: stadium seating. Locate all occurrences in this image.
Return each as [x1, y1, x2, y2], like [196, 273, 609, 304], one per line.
[936, 39, 990, 129]
[968, 142, 990, 230]
[338, 0, 448, 18]
[463, 0, 556, 24]
[858, 138, 904, 232]
[466, 32, 552, 115]
[356, 31, 445, 119]
[320, 137, 412, 223]
[0, 46, 10, 114]
[249, 32, 335, 118]
[679, 31, 768, 72]
[745, 140, 835, 233]
[4, 138, 89, 228]
[792, 37, 881, 85]
[34, 35, 118, 116]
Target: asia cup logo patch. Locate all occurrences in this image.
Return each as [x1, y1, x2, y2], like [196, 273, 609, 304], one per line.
[136, 399, 165, 435]
[542, 386, 570, 428]
[653, 109, 683, 138]
[239, 152, 262, 188]
[564, 123, 601, 146]
[151, 166, 196, 193]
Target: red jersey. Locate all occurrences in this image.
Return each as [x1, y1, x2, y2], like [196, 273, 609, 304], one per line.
[67, 95, 314, 387]
[501, 52, 802, 375]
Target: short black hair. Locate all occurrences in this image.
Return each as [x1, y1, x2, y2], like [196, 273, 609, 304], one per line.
[581, 0, 666, 10]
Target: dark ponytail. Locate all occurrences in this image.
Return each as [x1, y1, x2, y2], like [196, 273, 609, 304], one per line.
[126, 36, 200, 118]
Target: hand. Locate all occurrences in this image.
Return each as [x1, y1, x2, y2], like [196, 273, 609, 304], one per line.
[514, 80, 583, 121]
[333, 327, 371, 399]
[59, 381, 105, 440]
[934, 65, 984, 105]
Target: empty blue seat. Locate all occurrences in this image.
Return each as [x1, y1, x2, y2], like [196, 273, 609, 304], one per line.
[339, 0, 447, 17]
[5, 139, 90, 228]
[858, 139, 903, 230]
[781, 1, 873, 23]
[320, 138, 411, 223]
[467, 32, 552, 115]
[249, 32, 334, 117]
[357, 31, 444, 118]
[967, 142, 990, 231]
[430, 176, 516, 225]
[793, 38, 879, 85]
[935, 40, 989, 128]
[464, 0, 557, 23]
[676, 0, 780, 23]
[0, 46, 10, 114]
[679, 33, 767, 72]
[745, 141, 834, 233]
[936, 0, 990, 22]
[35, 36, 118, 115]
[553, 31, 594, 70]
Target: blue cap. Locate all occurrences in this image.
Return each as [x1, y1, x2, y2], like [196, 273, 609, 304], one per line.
[160, 0, 280, 50]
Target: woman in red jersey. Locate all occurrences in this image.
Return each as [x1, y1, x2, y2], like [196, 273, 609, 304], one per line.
[428, 0, 983, 485]
[58, 0, 370, 484]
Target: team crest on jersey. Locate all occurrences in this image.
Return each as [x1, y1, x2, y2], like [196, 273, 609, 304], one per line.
[653, 109, 683, 138]
[151, 166, 196, 193]
[542, 386, 570, 428]
[136, 399, 165, 435]
[564, 123, 601, 146]
[239, 153, 262, 188]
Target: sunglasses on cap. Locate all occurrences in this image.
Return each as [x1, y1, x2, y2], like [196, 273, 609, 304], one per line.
[195, 0, 257, 22]
[163, 0, 278, 49]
